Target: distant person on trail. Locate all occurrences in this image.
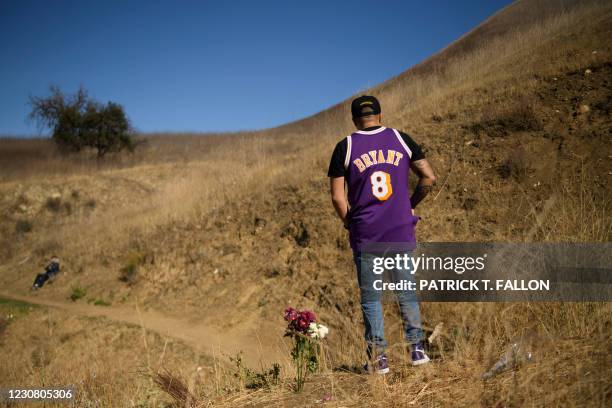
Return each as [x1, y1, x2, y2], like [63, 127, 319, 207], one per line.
[328, 95, 436, 374]
[32, 256, 61, 290]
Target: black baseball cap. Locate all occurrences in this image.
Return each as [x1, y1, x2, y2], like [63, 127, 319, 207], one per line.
[351, 95, 381, 118]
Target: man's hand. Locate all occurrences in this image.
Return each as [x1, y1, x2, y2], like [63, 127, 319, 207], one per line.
[410, 159, 436, 209]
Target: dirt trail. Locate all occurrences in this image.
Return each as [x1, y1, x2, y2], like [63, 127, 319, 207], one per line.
[0, 290, 281, 367]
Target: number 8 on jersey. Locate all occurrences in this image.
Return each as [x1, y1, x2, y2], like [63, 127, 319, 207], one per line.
[371, 171, 392, 201]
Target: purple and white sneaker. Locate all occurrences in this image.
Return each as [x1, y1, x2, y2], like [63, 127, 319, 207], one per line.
[411, 343, 430, 366]
[364, 353, 390, 375]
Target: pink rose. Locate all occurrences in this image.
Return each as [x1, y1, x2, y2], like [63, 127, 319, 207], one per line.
[300, 310, 317, 324]
[284, 307, 298, 322]
[297, 316, 310, 331]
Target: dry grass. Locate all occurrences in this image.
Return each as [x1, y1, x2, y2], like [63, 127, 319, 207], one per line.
[153, 370, 197, 407]
[0, 0, 611, 406]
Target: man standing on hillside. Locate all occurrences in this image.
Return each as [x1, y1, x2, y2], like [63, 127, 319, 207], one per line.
[328, 95, 436, 374]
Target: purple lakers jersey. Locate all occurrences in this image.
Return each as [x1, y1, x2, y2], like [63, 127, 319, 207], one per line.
[344, 126, 418, 251]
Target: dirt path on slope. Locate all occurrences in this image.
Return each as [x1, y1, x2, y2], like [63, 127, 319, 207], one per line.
[0, 290, 283, 368]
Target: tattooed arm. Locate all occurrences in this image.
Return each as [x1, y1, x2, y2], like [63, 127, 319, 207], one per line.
[410, 159, 436, 209]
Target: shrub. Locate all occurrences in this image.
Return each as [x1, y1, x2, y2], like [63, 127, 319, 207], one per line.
[119, 263, 138, 285]
[498, 149, 531, 181]
[44, 196, 72, 214]
[119, 250, 149, 285]
[44, 197, 62, 212]
[15, 219, 33, 233]
[230, 352, 281, 390]
[70, 286, 86, 302]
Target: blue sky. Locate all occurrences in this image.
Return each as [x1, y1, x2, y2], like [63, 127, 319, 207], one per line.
[0, 0, 512, 135]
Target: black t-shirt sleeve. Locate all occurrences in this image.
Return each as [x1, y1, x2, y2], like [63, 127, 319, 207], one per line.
[399, 131, 425, 162]
[327, 138, 348, 177]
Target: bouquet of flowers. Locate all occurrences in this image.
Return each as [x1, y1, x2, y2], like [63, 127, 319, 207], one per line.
[284, 307, 329, 391]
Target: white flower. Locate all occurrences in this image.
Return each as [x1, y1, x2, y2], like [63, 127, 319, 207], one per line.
[308, 322, 329, 339]
[317, 324, 329, 339]
[308, 322, 318, 337]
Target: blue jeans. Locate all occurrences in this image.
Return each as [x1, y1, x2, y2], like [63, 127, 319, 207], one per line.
[354, 251, 423, 357]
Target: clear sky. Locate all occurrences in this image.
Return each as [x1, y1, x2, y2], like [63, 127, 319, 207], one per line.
[0, 0, 512, 136]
